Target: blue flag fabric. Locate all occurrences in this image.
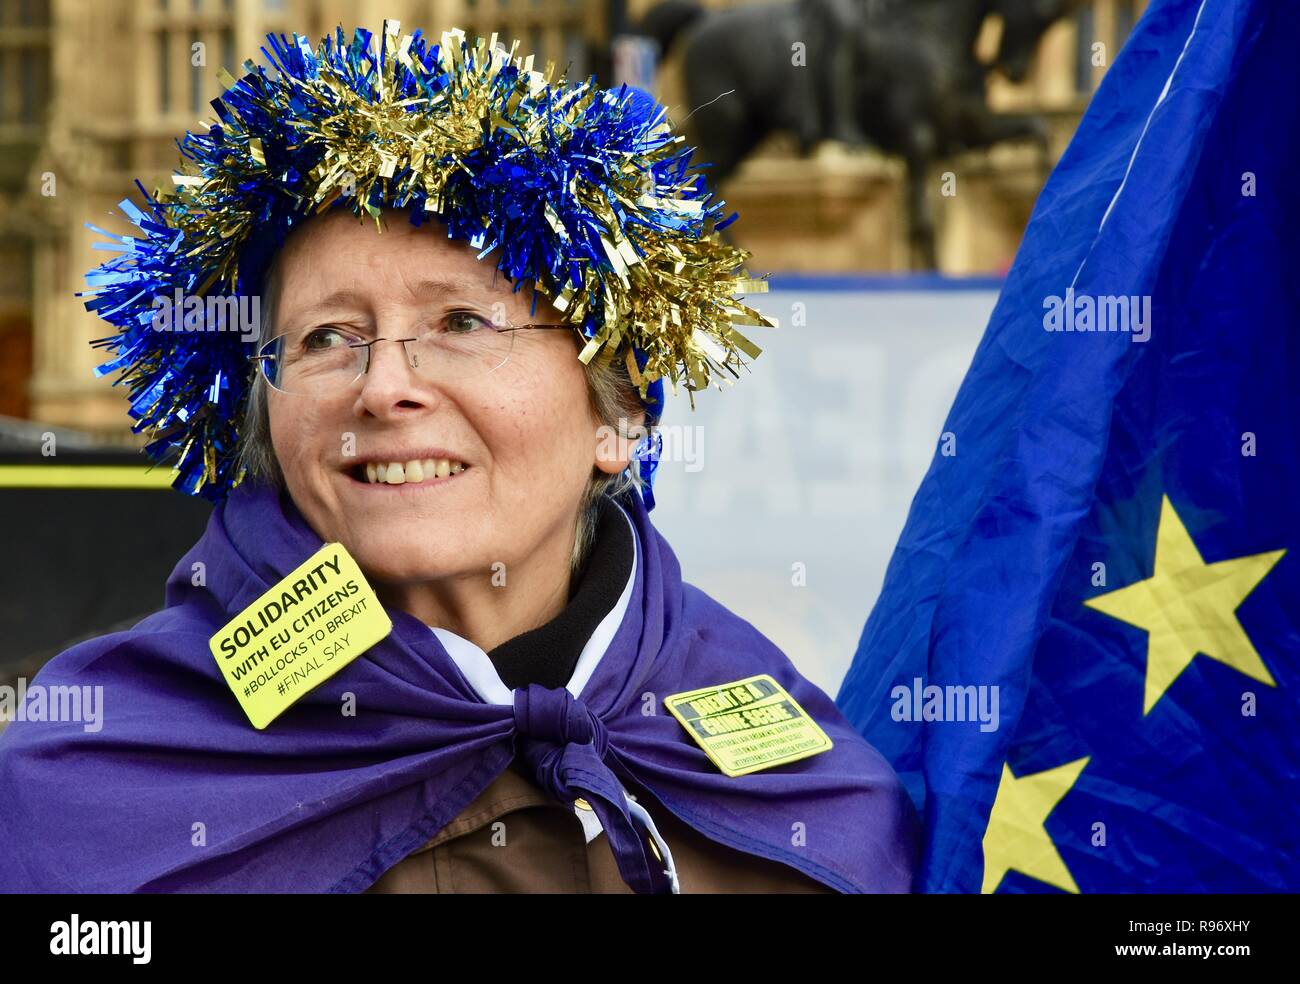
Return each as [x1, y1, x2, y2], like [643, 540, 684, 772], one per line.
[838, 0, 1299, 893]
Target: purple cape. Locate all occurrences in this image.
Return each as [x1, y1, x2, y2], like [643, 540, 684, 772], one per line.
[0, 482, 920, 892]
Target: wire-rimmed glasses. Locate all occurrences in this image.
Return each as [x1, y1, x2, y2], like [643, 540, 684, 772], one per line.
[250, 312, 580, 395]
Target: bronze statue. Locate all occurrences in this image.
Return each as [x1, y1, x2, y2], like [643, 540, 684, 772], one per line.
[638, 0, 1087, 268]
[794, 0, 872, 152]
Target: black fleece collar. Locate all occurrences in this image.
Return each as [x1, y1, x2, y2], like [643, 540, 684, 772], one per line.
[486, 495, 635, 690]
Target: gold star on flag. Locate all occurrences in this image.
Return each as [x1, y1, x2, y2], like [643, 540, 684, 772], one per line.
[1084, 495, 1284, 715]
[982, 756, 1090, 894]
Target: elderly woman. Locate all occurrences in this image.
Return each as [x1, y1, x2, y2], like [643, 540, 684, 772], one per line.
[0, 25, 919, 893]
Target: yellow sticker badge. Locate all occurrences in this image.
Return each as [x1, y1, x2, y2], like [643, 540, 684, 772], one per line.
[664, 674, 833, 777]
[209, 543, 392, 730]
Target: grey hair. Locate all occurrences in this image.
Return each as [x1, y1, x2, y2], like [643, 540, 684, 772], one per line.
[238, 254, 655, 576]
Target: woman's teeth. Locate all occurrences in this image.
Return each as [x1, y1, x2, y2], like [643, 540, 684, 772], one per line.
[362, 458, 467, 485]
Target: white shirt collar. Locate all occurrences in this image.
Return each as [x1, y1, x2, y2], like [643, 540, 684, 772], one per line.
[431, 497, 639, 705]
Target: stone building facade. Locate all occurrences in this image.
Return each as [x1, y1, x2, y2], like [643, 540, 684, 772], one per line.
[0, 0, 1144, 434]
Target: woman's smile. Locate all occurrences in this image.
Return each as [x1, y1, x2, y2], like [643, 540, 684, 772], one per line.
[343, 457, 473, 490]
[344, 449, 471, 485]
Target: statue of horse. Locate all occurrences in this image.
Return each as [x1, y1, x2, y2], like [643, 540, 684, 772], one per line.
[638, 0, 1087, 268]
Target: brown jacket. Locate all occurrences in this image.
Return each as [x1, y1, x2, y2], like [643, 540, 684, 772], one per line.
[364, 759, 835, 894]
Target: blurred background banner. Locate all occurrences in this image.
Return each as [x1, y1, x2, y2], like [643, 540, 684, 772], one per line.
[840, 0, 1300, 892]
[0, 1, 1147, 686]
[654, 277, 998, 696]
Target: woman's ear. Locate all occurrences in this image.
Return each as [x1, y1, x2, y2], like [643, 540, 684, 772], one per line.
[593, 408, 648, 476]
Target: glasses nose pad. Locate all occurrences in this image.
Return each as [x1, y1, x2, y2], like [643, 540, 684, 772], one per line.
[398, 338, 420, 370]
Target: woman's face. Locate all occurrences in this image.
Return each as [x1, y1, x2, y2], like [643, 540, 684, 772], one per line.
[265, 208, 628, 585]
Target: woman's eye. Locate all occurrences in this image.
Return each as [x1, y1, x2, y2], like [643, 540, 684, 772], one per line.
[446, 311, 493, 334]
[301, 327, 351, 350]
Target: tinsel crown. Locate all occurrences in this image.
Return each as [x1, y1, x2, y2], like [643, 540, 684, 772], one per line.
[81, 22, 775, 503]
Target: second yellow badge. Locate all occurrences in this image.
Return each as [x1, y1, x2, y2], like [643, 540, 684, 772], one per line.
[664, 674, 833, 777]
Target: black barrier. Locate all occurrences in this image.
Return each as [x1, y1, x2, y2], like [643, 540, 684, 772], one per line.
[0, 451, 211, 682]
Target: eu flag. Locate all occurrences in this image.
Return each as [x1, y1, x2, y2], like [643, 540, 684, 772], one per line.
[837, 0, 1299, 892]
